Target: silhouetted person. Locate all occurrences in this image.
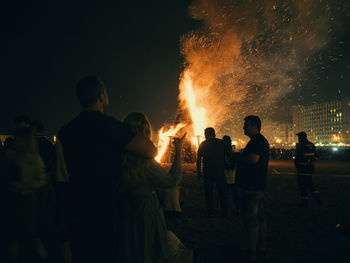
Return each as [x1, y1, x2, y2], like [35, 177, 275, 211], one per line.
[3, 127, 47, 263]
[294, 132, 321, 207]
[235, 116, 269, 262]
[3, 137, 15, 153]
[58, 75, 157, 263]
[118, 112, 191, 263]
[31, 120, 57, 260]
[223, 135, 239, 216]
[197, 127, 228, 218]
[4, 115, 31, 153]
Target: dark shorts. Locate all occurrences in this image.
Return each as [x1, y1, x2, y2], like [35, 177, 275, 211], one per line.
[239, 189, 265, 228]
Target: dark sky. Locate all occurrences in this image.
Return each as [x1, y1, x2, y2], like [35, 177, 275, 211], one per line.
[1, 0, 349, 134]
[0, 0, 199, 134]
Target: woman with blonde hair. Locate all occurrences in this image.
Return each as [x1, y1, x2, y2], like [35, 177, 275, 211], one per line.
[118, 112, 191, 263]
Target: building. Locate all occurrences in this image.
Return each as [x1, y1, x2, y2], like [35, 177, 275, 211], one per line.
[292, 98, 350, 145]
[261, 119, 294, 147]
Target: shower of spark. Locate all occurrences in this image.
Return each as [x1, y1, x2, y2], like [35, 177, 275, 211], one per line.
[155, 0, 349, 161]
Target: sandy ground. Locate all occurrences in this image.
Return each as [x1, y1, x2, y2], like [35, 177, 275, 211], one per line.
[164, 162, 350, 263]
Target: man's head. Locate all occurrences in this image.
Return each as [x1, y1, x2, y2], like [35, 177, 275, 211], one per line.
[14, 115, 31, 129]
[296, 132, 307, 143]
[76, 75, 109, 110]
[243, 115, 261, 138]
[204, 127, 215, 139]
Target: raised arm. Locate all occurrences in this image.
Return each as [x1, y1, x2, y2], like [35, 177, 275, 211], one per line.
[145, 134, 185, 188]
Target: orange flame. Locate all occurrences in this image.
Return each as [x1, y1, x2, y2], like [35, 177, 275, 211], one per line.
[179, 70, 207, 137]
[155, 70, 208, 163]
[155, 123, 186, 163]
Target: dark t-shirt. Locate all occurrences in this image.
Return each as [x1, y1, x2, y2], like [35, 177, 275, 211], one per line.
[197, 138, 229, 176]
[294, 141, 316, 174]
[58, 111, 135, 220]
[236, 133, 269, 191]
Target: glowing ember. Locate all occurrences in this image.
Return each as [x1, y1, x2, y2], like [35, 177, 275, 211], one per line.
[155, 123, 186, 163]
[156, 0, 348, 161]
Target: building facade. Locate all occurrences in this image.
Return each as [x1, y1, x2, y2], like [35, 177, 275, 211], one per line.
[261, 119, 294, 147]
[292, 98, 350, 144]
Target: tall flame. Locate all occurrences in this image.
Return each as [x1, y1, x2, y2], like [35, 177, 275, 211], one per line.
[155, 123, 186, 163]
[179, 70, 207, 137]
[155, 70, 208, 163]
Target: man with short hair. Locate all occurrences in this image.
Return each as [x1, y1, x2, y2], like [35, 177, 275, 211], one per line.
[235, 116, 269, 262]
[58, 75, 157, 263]
[294, 132, 320, 207]
[197, 127, 228, 218]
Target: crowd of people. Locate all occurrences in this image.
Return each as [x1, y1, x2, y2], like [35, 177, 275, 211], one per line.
[0, 75, 322, 263]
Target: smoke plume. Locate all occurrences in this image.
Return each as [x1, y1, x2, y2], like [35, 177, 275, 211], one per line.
[178, 0, 348, 137]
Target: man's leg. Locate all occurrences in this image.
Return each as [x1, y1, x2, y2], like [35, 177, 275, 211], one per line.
[247, 227, 259, 261]
[215, 175, 228, 217]
[241, 192, 259, 261]
[297, 174, 309, 207]
[257, 221, 267, 253]
[257, 193, 267, 257]
[203, 176, 214, 217]
[307, 175, 322, 204]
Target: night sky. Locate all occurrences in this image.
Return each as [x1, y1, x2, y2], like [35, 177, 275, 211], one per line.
[1, 0, 349, 135]
[1, 0, 200, 134]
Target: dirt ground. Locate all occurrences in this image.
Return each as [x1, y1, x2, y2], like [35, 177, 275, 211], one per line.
[164, 162, 350, 263]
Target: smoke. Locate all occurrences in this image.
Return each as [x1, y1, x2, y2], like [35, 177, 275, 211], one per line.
[179, 0, 348, 137]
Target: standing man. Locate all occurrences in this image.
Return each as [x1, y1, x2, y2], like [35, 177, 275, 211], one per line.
[58, 75, 157, 263]
[294, 132, 321, 207]
[197, 127, 228, 218]
[235, 116, 269, 262]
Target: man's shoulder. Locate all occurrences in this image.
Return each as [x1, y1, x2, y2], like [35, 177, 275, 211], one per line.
[253, 134, 269, 145]
[305, 142, 315, 150]
[213, 138, 224, 144]
[245, 134, 269, 153]
[59, 112, 122, 137]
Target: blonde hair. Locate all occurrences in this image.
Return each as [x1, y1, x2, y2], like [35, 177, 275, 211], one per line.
[119, 112, 153, 193]
[123, 112, 152, 139]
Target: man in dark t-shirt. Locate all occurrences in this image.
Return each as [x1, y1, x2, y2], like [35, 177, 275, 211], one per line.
[58, 76, 157, 263]
[294, 132, 321, 207]
[235, 116, 269, 262]
[197, 127, 229, 217]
